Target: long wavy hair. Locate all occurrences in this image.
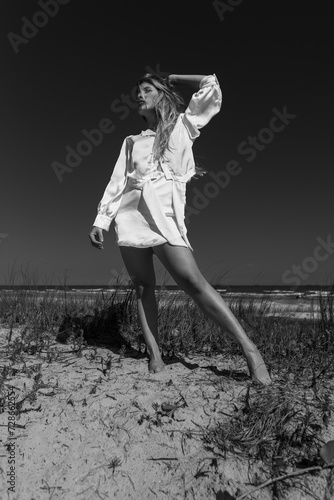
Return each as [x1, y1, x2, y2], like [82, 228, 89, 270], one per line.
[136, 73, 207, 179]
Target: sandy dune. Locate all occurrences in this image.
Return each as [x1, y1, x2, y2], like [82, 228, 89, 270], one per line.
[0, 327, 333, 500]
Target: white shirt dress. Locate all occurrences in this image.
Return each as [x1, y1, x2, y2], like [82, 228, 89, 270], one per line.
[93, 74, 222, 252]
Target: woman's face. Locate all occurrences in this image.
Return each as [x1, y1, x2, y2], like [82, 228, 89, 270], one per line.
[136, 82, 160, 116]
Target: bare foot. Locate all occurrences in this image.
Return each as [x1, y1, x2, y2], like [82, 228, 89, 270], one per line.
[246, 349, 271, 385]
[149, 358, 166, 374]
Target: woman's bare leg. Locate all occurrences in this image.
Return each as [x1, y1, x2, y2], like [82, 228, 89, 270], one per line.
[152, 243, 271, 384]
[119, 246, 165, 373]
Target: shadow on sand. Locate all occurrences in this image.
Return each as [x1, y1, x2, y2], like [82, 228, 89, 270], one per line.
[163, 355, 249, 381]
[55, 303, 249, 382]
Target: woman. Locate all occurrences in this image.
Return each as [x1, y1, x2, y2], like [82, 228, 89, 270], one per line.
[89, 73, 271, 384]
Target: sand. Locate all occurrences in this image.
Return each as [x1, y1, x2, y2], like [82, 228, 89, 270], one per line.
[1, 327, 333, 500]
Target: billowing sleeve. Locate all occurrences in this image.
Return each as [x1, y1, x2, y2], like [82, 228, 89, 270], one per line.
[93, 137, 129, 231]
[182, 74, 222, 140]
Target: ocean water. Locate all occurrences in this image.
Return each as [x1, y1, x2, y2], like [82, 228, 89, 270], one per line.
[1, 284, 332, 311]
[0, 285, 333, 323]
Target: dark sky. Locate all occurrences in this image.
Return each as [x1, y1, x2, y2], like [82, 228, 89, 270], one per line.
[1, 0, 333, 287]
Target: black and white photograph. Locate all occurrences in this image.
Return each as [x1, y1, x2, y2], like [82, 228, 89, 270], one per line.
[1, 1, 334, 498]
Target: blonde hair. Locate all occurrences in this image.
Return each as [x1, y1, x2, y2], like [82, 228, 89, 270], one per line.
[137, 74, 206, 179]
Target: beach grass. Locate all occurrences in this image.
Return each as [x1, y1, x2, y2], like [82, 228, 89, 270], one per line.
[1, 270, 334, 498]
[1, 274, 334, 377]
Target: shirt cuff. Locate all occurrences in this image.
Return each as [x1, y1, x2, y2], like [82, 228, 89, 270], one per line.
[93, 214, 112, 231]
[199, 74, 219, 89]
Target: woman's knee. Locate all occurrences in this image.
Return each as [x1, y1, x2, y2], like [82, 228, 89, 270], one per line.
[131, 277, 156, 297]
[120, 246, 156, 295]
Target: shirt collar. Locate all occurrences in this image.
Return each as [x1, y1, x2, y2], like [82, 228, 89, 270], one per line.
[141, 129, 156, 136]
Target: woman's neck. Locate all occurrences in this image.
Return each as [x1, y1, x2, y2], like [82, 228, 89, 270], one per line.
[144, 110, 157, 131]
[146, 119, 157, 131]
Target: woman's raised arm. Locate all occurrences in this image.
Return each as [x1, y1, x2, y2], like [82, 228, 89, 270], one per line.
[167, 74, 208, 89]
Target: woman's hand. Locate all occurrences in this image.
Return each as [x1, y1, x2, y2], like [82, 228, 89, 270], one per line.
[89, 226, 104, 250]
[165, 74, 175, 85]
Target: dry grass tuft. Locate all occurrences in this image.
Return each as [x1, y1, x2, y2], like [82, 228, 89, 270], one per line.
[204, 379, 332, 470]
